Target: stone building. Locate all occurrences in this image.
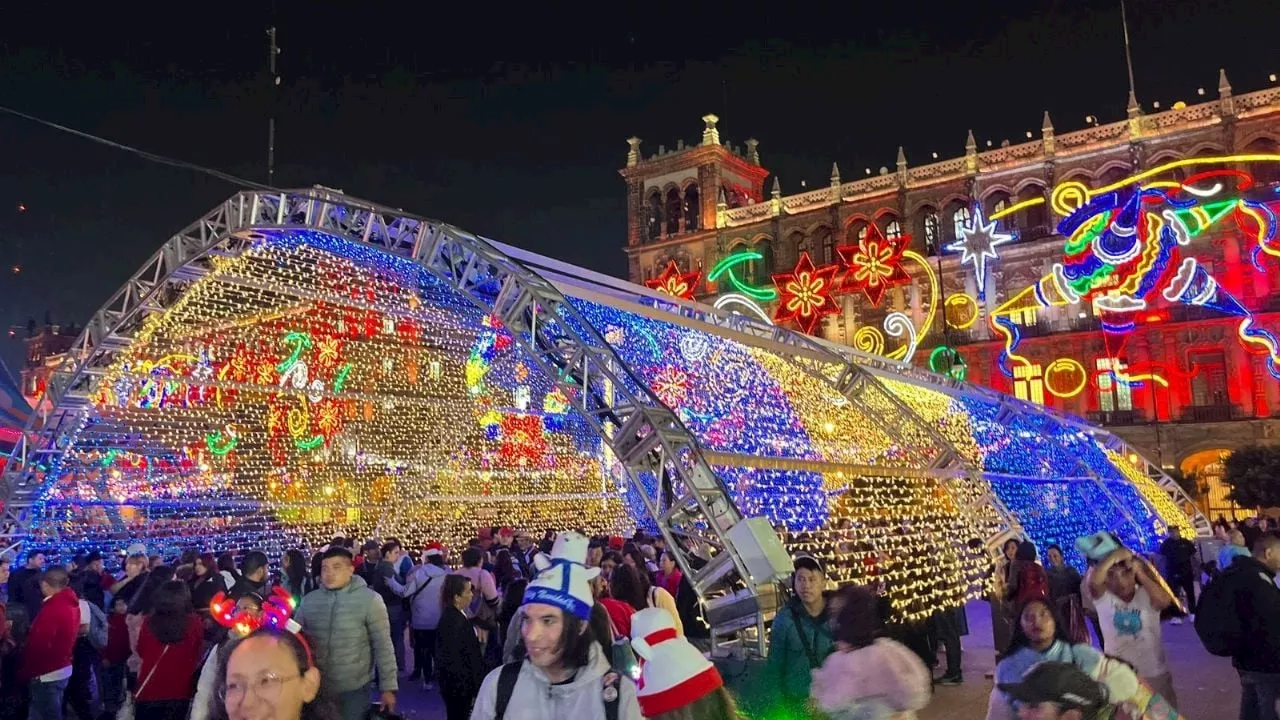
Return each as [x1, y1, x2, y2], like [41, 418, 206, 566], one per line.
[619, 72, 1280, 520]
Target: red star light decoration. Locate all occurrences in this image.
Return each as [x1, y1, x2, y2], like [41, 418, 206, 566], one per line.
[771, 252, 841, 334]
[837, 224, 912, 307]
[645, 260, 701, 301]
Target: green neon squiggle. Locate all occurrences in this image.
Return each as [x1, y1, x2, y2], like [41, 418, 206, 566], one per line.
[332, 363, 353, 393]
[206, 431, 237, 455]
[708, 251, 778, 301]
[295, 435, 324, 451]
[276, 332, 314, 374]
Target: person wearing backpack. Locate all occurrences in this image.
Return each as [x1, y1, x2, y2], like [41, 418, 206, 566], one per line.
[1196, 532, 1280, 720]
[1006, 541, 1050, 607]
[767, 553, 835, 716]
[388, 542, 450, 690]
[470, 531, 642, 720]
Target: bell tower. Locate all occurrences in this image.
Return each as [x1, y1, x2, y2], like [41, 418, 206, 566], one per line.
[619, 115, 769, 286]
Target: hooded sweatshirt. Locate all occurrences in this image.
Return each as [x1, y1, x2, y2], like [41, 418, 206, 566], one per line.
[471, 641, 642, 720]
[294, 574, 398, 694]
[388, 562, 449, 630]
[21, 587, 80, 681]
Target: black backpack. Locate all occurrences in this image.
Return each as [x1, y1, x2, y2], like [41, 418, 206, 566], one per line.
[1195, 567, 1242, 657]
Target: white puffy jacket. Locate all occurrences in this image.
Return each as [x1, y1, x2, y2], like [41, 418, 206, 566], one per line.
[470, 642, 642, 720]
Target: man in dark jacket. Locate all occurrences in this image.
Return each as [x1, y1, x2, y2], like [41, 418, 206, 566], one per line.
[373, 540, 408, 676]
[296, 546, 398, 720]
[10, 549, 46, 619]
[1212, 533, 1280, 719]
[1159, 526, 1199, 618]
[228, 550, 270, 600]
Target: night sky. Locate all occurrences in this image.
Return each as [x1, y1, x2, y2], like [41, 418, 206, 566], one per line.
[1, 0, 1277, 374]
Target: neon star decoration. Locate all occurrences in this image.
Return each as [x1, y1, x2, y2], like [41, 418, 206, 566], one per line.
[946, 206, 1015, 299]
[837, 224, 912, 307]
[645, 260, 701, 301]
[772, 252, 841, 334]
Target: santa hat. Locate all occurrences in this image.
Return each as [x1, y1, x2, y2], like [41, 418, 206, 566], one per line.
[607, 536, 625, 551]
[522, 531, 599, 621]
[631, 608, 723, 716]
[423, 542, 444, 558]
[498, 527, 514, 538]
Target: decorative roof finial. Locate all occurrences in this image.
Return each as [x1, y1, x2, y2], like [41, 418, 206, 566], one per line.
[771, 177, 781, 199]
[830, 163, 841, 185]
[626, 137, 642, 168]
[965, 129, 977, 153]
[701, 114, 721, 146]
[745, 138, 760, 165]
[1041, 112, 1054, 132]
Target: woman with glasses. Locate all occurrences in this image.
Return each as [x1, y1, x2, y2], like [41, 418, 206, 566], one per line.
[211, 627, 337, 720]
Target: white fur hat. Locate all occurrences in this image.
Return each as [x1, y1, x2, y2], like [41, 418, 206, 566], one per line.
[522, 532, 599, 621]
[631, 608, 723, 716]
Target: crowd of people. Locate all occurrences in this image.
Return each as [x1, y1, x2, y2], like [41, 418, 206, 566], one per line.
[0, 515, 1276, 720]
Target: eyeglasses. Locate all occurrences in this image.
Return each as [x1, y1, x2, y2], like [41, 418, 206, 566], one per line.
[219, 672, 302, 706]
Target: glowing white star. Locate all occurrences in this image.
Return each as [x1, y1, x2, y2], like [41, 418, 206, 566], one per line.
[945, 206, 1016, 295]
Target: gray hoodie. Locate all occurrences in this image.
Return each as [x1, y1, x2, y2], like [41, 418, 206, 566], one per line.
[389, 562, 449, 630]
[294, 574, 398, 693]
[469, 642, 642, 720]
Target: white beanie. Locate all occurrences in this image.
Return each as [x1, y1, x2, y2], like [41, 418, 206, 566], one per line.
[631, 607, 723, 716]
[522, 532, 599, 621]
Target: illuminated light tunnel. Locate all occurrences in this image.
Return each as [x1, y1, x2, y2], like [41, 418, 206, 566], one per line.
[0, 188, 1205, 623]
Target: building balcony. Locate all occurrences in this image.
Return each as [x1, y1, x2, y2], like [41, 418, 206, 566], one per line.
[1087, 409, 1147, 426]
[1180, 404, 1239, 423]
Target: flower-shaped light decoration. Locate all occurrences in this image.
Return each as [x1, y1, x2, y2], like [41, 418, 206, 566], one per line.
[644, 260, 702, 301]
[771, 252, 842, 334]
[837, 224, 912, 307]
[652, 366, 691, 407]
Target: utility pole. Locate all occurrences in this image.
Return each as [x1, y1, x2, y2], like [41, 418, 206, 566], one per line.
[267, 26, 281, 186]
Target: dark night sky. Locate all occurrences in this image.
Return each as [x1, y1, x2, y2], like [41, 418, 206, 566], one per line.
[1, 0, 1277, 374]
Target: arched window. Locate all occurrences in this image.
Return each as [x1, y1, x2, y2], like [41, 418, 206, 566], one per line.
[1097, 165, 1131, 189]
[1017, 185, 1048, 232]
[984, 191, 1012, 226]
[665, 188, 682, 236]
[750, 239, 775, 286]
[646, 192, 664, 243]
[813, 227, 835, 265]
[1244, 138, 1280, 186]
[846, 220, 870, 246]
[683, 186, 701, 231]
[788, 230, 808, 268]
[884, 219, 903, 241]
[946, 203, 971, 243]
[918, 207, 941, 252]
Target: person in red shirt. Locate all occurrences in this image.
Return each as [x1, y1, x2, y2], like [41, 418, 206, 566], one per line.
[132, 580, 206, 719]
[101, 597, 132, 716]
[21, 567, 80, 720]
[655, 552, 683, 599]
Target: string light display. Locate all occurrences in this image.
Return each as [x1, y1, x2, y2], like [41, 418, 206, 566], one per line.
[992, 160, 1280, 385]
[25, 225, 1191, 620]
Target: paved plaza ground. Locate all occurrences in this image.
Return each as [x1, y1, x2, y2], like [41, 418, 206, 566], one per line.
[390, 600, 1235, 719]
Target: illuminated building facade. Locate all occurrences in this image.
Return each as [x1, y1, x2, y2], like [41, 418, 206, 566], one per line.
[621, 75, 1280, 520]
[13, 319, 79, 410]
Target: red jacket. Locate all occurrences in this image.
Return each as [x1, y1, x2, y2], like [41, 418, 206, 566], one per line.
[135, 615, 205, 701]
[103, 614, 131, 665]
[20, 587, 80, 681]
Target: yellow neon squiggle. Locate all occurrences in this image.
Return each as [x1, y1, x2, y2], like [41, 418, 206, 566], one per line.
[1049, 155, 1280, 218]
[992, 319, 1032, 371]
[1044, 358, 1087, 398]
[989, 196, 1047, 221]
[944, 294, 979, 330]
[1238, 316, 1280, 364]
[852, 326, 885, 355]
[881, 250, 939, 361]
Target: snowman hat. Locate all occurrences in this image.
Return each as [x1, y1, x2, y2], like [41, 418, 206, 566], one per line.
[631, 608, 723, 716]
[522, 531, 600, 621]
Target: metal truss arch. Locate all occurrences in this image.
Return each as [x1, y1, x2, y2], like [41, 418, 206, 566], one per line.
[1, 189, 778, 627]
